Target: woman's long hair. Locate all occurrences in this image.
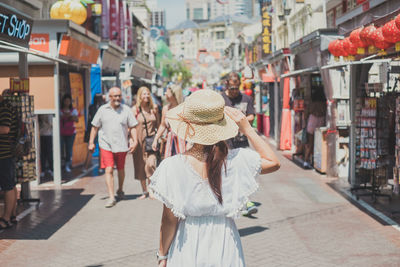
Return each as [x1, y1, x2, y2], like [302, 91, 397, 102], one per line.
[136, 86, 155, 110]
[204, 141, 229, 204]
[61, 94, 73, 110]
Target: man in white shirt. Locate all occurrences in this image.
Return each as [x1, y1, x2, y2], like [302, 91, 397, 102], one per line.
[89, 87, 138, 208]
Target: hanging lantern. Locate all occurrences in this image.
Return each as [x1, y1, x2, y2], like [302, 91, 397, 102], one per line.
[382, 20, 400, 44]
[360, 25, 376, 46]
[50, 1, 64, 19]
[244, 89, 253, 96]
[370, 27, 392, 50]
[350, 28, 367, 54]
[395, 13, 400, 29]
[69, 1, 87, 25]
[342, 37, 357, 56]
[50, 0, 87, 25]
[336, 39, 348, 57]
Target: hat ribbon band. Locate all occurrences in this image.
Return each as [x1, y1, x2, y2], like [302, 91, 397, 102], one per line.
[167, 113, 210, 141]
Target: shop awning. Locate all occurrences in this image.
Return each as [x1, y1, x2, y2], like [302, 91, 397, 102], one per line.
[321, 58, 393, 70]
[280, 66, 319, 78]
[0, 40, 67, 64]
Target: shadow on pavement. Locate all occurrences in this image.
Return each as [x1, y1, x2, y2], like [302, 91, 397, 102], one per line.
[326, 181, 400, 225]
[239, 226, 268, 237]
[0, 189, 93, 240]
[122, 194, 143, 201]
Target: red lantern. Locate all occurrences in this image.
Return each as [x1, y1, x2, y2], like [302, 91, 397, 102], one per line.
[342, 37, 357, 55]
[360, 25, 377, 46]
[382, 20, 400, 43]
[370, 27, 392, 50]
[336, 39, 348, 57]
[395, 13, 400, 29]
[328, 40, 341, 57]
[244, 89, 253, 96]
[350, 28, 367, 48]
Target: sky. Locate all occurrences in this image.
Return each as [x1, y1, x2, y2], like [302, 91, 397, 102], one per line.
[157, 0, 186, 29]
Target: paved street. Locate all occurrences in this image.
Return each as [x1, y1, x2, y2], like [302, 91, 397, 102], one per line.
[1, 148, 400, 267]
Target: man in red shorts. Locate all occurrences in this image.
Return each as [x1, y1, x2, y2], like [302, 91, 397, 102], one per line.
[89, 87, 138, 208]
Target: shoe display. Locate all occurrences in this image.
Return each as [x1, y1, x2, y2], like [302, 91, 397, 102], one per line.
[242, 201, 258, 216]
[105, 199, 116, 208]
[116, 190, 125, 200]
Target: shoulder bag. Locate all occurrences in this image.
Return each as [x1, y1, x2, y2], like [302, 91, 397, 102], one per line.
[140, 108, 158, 153]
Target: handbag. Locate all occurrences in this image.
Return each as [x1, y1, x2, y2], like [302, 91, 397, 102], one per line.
[140, 108, 158, 153]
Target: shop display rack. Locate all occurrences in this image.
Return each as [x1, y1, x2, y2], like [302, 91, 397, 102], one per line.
[351, 89, 392, 202]
[4, 93, 40, 204]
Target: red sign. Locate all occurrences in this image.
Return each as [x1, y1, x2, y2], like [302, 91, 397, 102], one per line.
[59, 35, 100, 64]
[29, 33, 49, 53]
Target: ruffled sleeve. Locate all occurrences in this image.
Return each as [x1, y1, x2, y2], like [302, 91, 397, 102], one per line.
[149, 158, 186, 219]
[225, 148, 262, 218]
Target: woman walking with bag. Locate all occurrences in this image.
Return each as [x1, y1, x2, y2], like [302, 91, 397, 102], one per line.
[152, 84, 186, 158]
[132, 86, 159, 199]
[149, 90, 280, 267]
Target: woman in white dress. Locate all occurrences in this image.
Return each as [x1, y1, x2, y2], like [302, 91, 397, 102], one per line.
[149, 89, 280, 267]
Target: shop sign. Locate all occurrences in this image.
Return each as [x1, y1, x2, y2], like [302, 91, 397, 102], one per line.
[29, 33, 49, 53]
[0, 5, 33, 48]
[59, 35, 100, 65]
[10, 77, 29, 93]
[261, 4, 272, 58]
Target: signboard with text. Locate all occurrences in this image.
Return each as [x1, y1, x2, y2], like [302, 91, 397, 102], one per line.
[261, 4, 272, 58]
[29, 33, 49, 53]
[0, 5, 33, 48]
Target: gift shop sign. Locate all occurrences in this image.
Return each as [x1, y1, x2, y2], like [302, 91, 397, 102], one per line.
[29, 33, 49, 53]
[0, 5, 33, 48]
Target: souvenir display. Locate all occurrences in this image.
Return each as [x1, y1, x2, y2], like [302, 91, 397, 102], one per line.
[4, 93, 36, 182]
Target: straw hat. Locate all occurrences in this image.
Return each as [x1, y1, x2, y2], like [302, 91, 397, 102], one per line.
[166, 89, 238, 145]
[170, 84, 183, 104]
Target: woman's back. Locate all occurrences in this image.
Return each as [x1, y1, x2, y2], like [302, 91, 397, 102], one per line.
[150, 148, 260, 267]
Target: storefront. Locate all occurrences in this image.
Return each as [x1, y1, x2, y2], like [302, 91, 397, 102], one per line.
[281, 29, 339, 175]
[0, 19, 100, 185]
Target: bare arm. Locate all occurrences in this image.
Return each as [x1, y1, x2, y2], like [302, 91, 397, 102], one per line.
[128, 127, 138, 153]
[158, 205, 179, 265]
[0, 126, 10, 134]
[152, 106, 168, 151]
[246, 114, 255, 124]
[225, 107, 280, 174]
[88, 126, 99, 152]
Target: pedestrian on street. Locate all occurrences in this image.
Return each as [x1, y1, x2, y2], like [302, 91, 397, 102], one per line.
[222, 71, 259, 217]
[39, 114, 53, 178]
[132, 86, 160, 199]
[60, 94, 79, 173]
[88, 87, 138, 208]
[0, 92, 19, 229]
[149, 89, 280, 267]
[152, 84, 186, 158]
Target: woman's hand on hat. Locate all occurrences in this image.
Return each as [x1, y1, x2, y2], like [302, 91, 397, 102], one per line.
[225, 106, 252, 135]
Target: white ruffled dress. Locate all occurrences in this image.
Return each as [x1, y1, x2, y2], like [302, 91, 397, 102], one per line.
[149, 148, 261, 267]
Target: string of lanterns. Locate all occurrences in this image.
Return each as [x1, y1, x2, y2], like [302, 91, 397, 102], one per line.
[328, 13, 400, 60]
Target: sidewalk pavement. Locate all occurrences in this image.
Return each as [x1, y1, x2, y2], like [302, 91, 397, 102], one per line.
[1, 147, 400, 266]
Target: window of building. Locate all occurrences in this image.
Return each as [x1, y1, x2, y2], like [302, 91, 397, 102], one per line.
[216, 31, 225, 40]
[327, 9, 335, 28]
[187, 8, 190, 20]
[193, 8, 203, 20]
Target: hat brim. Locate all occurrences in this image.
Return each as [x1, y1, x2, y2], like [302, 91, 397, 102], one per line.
[166, 103, 239, 145]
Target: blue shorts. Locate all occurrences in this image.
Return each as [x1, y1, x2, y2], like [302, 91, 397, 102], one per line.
[0, 157, 16, 191]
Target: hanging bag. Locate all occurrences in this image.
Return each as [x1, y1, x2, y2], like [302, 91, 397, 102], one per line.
[140, 107, 158, 153]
